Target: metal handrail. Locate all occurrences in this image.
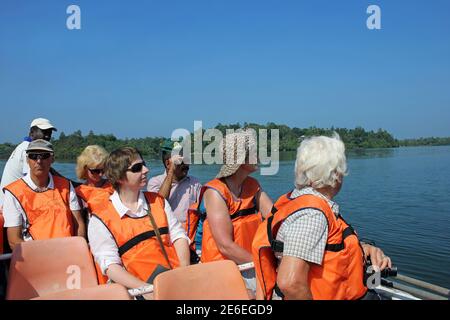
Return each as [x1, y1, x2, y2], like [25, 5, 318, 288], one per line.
[391, 281, 448, 300]
[395, 273, 449, 298]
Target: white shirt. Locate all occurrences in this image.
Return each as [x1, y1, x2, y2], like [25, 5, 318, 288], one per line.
[2, 173, 81, 241]
[0, 141, 30, 207]
[88, 191, 190, 275]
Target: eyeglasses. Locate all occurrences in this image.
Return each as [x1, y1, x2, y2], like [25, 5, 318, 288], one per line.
[88, 168, 104, 175]
[28, 153, 52, 160]
[127, 161, 146, 173]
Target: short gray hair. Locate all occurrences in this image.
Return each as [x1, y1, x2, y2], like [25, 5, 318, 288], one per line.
[295, 133, 347, 189]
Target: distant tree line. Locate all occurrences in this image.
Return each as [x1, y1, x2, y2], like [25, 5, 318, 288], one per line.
[0, 124, 449, 160]
[398, 137, 450, 147]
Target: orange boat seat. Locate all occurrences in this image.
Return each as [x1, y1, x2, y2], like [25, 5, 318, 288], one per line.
[32, 283, 132, 300]
[6, 237, 99, 300]
[153, 260, 250, 300]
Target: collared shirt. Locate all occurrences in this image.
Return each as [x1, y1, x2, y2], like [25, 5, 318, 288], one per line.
[88, 190, 190, 275]
[2, 173, 81, 241]
[0, 140, 30, 207]
[275, 187, 340, 265]
[147, 173, 202, 223]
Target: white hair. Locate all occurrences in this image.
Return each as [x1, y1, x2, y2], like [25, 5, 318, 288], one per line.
[295, 132, 348, 189]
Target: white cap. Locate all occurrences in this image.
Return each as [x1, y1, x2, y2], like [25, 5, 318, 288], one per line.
[30, 118, 57, 131]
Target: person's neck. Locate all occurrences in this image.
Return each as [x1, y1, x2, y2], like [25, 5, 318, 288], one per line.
[315, 186, 335, 200]
[31, 172, 50, 189]
[224, 170, 248, 196]
[118, 188, 141, 211]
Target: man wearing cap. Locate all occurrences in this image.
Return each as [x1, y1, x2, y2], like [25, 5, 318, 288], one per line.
[2, 139, 85, 249]
[0, 118, 57, 210]
[147, 140, 202, 224]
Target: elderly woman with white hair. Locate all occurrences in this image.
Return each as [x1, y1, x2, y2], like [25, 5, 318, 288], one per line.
[252, 133, 392, 300]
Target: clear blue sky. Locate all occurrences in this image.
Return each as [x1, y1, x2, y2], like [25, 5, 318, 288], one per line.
[1, 0, 449, 143]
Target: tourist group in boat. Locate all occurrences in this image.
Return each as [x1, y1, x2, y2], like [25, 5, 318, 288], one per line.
[0, 118, 393, 300]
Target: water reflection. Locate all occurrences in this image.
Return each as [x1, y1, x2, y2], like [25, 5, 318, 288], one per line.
[347, 148, 395, 159]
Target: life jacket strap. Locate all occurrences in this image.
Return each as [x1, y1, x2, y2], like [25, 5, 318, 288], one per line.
[229, 206, 258, 220]
[325, 225, 355, 252]
[118, 228, 169, 257]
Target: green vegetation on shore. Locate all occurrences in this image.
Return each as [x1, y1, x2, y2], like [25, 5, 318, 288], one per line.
[0, 124, 449, 160]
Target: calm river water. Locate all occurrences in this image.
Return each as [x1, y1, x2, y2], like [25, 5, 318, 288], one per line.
[1, 146, 449, 288]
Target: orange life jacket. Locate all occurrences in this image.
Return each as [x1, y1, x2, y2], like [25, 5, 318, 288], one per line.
[75, 182, 114, 205]
[75, 182, 115, 285]
[3, 176, 75, 240]
[252, 192, 367, 300]
[90, 192, 180, 283]
[273, 190, 293, 209]
[184, 201, 201, 252]
[200, 177, 262, 263]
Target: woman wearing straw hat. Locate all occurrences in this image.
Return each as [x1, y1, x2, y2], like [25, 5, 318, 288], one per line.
[196, 130, 273, 298]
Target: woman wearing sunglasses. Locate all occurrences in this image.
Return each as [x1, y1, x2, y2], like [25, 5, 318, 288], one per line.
[75, 145, 112, 190]
[87, 147, 190, 298]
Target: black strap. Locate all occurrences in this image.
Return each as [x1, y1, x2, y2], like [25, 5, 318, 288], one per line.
[118, 228, 169, 257]
[229, 206, 258, 220]
[271, 240, 284, 253]
[325, 226, 355, 252]
[274, 283, 285, 299]
[267, 215, 275, 246]
[266, 215, 285, 252]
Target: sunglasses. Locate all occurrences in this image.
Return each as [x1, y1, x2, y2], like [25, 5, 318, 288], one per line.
[28, 153, 52, 160]
[127, 161, 147, 173]
[88, 168, 104, 175]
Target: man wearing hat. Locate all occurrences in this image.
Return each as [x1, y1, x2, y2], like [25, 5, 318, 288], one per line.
[147, 140, 202, 224]
[2, 139, 85, 249]
[0, 118, 57, 209]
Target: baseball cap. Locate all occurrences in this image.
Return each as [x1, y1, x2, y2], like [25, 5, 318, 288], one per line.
[26, 139, 54, 153]
[30, 118, 57, 131]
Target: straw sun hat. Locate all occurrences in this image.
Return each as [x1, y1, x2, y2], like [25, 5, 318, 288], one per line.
[216, 130, 257, 179]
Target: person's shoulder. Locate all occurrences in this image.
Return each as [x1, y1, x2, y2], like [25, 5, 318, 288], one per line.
[244, 176, 261, 189]
[281, 207, 328, 228]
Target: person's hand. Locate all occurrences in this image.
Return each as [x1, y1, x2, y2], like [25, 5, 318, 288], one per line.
[362, 244, 392, 272]
[167, 155, 183, 175]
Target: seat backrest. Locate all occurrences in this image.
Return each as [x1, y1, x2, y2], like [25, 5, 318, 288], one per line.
[153, 260, 250, 300]
[32, 283, 132, 300]
[6, 237, 98, 300]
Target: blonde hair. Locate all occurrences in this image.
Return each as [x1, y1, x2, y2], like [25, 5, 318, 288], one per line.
[295, 132, 348, 189]
[76, 145, 109, 180]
